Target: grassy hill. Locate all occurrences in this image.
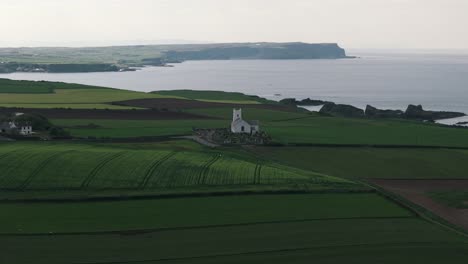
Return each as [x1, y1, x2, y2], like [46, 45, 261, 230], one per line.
[0, 142, 357, 198]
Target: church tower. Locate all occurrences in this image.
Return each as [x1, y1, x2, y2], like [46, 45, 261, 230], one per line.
[232, 108, 242, 121]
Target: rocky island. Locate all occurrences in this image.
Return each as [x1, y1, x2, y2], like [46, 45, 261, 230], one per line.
[283, 98, 466, 121]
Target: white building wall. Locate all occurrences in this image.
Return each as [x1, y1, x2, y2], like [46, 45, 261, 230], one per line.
[231, 120, 251, 133]
[19, 126, 32, 135]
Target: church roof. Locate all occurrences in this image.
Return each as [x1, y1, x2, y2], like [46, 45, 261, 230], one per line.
[247, 120, 259, 126]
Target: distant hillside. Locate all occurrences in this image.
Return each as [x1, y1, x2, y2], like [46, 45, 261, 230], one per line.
[164, 43, 349, 61]
[0, 42, 351, 73]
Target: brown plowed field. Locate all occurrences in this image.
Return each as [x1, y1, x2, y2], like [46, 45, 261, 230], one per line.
[0, 108, 215, 120]
[114, 98, 299, 111]
[370, 179, 468, 231]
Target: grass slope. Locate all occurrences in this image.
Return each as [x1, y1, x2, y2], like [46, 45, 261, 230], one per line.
[0, 78, 110, 93]
[0, 88, 170, 104]
[0, 79, 182, 109]
[0, 142, 355, 193]
[153, 90, 274, 104]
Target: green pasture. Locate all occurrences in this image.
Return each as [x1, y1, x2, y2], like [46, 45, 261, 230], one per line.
[250, 147, 468, 179]
[263, 117, 468, 147]
[0, 103, 140, 109]
[428, 191, 468, 209]
[1, 217, 466, 264]
[0, 193, 409, 234]
[153, 89, 272, 104]
[0, 142, 354, 192]
[0, 88, 169, 104]
[53, 114, 468, 146]
[0, 78, 109, 94]
[52, 119, 227, 138]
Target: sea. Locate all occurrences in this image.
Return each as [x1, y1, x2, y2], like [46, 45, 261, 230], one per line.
[3, 50, 468, 125]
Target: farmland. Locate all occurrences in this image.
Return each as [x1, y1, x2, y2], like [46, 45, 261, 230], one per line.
[428, 191, 468, 209]
[53, 112, 468, 147]
[0, 142, 356, 194]
[0, 193, 409, 234]
[2, 220, 466, 264]
[1, 79, 468, 263]
[249, 147, 468, 180]
[262, 116, 468, 147]
[52, 119, 227, 138]
[152, 90, 272, 104]
[0, 192, 466, 264]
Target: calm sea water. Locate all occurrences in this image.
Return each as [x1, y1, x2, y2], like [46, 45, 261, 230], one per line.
[3, 51, 468, 123]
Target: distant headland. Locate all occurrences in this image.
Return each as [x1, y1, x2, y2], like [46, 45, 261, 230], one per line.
[0, 42, 353, 73]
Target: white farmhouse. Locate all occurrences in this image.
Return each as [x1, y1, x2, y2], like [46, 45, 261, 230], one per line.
[231, 109, 260, 134]
[0, 121, 33, 135]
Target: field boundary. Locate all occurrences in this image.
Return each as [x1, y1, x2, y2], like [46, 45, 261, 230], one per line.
[265, 143, 468, 150]
[367, 180, 468, 237]
[0, 188, 374, 203]
[71, 241, 468, 264]
[0, 215, 415, 237]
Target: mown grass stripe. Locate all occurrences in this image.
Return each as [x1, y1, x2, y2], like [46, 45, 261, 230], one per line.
[198, 154, 221, 185]
[139, 151, 177, 189]
[19, 150, 76, 190]
[80, 152, 126, 189]
[256, 163, 263, 184]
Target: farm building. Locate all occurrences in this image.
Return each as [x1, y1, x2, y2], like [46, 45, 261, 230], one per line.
[0, 121, 33, 135]
[231, 108, 260, 134]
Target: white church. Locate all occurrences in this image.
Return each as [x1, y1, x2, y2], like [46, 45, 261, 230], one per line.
[231, 109, 260, 134]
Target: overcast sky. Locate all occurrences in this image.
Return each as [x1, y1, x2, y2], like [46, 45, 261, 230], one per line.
[1, 0, 467, 49]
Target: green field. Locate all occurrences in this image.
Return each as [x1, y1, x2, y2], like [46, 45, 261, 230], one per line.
[153, 90, 274, 104]
[2, 218, 466, 264]
[428, 191, 468, 208]
[0, 193, 409, 234]
[53, 111, 468, 147]
[0, 79, 181, 109]
[0, 193, 466, 263]
[53, 119, 227, 138]
[182, 108, 468, 147]
[0, 78, 111, 93]
[263, 116, 468, 147]
[2, 80, 468, 263]
[250, 147, 468, 179]
[0, 88, 169, 104]
[0, 142, 355, 193]
[0, 201, 468, 264]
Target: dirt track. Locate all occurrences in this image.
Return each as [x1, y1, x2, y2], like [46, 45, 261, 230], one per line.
[370, 179, 468, 231]
[0, 107, 216, 120]
[114, 98, 299, 112]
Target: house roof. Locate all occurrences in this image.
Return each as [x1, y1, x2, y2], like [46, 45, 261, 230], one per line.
[0, 122, 14, 130]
